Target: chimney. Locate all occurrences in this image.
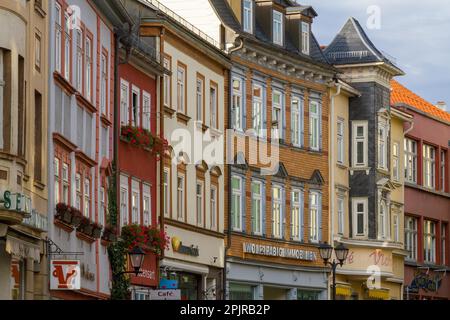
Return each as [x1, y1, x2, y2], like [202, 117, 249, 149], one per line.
[436, 101, 447, 112]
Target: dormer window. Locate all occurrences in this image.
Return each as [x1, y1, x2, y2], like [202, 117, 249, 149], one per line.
[273, 10, 283, 46]
[301, 22, 310, 54]
[243, 0, 253, 34]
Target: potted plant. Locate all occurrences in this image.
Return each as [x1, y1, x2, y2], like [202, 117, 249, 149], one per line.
[78, 216, 94, 236]
[56, 203, 72, 224]
[70, 207, 83, 228]
[92, 222, 103, 239]
[102, 225, 117, 242]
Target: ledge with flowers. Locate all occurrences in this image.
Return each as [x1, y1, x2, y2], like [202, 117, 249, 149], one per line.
[120, 125, 169, 159]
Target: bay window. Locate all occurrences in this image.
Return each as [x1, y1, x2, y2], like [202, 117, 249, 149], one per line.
[272, 186, 283, 239]
[378, 122, 388, 170]
[378, 201, 388, 240]
[231, 176, 243, 231]
[291, 189, 303, 241]
[232, 78, 243, 130]
[352, 121, 368, 167]
[405, 216, 418, 260]
[424, 220, 436, 263]
[423, 144, 436, 189]
[273, 10, 283, 46]
[291, 97, 303, 147]
[251, 181, 263, 235]
[404, 138, 417, 183]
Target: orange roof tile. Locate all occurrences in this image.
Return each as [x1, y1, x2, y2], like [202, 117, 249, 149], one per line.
[391, 80, 450, 123]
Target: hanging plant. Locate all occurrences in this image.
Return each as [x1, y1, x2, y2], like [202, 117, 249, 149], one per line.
[120, 125, 169, 158]
[121, 224, 170, 256]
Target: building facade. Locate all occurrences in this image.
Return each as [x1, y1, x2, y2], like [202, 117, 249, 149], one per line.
[391, 80, 450, 300]
[47, 0, 116, 299]
[324, 18, 410, 300]
[0, 0, 49, 300]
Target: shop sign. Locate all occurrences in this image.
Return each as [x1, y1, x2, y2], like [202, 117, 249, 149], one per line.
[407, 270, 444, 293]
[171, 237, 200, 257]
[159, 279, 178, 289]
[130, 253, 158, 287]
[50, 260, 81, 290]
[149, 289, 181, 300]
[0, 189, 32, 215]
[243, 243, 317, 261]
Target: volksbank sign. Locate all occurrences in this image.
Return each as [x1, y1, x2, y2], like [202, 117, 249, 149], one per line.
[243, 243, 317, 262]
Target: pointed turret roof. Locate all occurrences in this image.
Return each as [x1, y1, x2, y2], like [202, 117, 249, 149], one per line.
[324, 17, 403, 74]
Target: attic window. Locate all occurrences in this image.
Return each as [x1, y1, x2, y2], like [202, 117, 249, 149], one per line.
[301, 22, 310, 54]
[273, 10, 283, 46]
[243, 0, 253, 34]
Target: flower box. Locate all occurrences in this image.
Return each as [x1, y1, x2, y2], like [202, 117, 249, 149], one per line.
[92, 223, 103, 239]
[78, 216, 94, 237]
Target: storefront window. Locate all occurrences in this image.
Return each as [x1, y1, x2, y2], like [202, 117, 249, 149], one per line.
[165, 272, 200, 300]
[229, 283, 254, 300]
[297, 290, 320, 300]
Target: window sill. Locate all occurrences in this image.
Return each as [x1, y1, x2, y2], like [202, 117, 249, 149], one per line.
[100, 114, 112, 127]
[75, 92, 97, 114]
[176, 113, 191, 124]
[336, 163, 348, 170]
[53, 71, 76, 96]
[33, 180, 46, 191]
[164, 106, 176, 117]
[350, 167, 371, 175]
[52, 132, 77, 152]
[209, 127, 222, 138]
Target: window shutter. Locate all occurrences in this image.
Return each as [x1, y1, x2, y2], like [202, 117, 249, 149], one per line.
[282, 188, 286, 239]
[262, 183, 266, 237]
[318, 192, 323, 241]
[300, 190, 304, 241]
[242, 177, 246, 233]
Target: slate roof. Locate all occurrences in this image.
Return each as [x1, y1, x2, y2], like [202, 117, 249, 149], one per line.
[209, 0, 241, 32]
[324, 17, 400, 71]
[391, 80, 450, 123]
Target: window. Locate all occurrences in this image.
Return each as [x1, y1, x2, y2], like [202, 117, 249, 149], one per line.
[84, 179, 90, 218]
[352, 198, 368, 237]
[75, 174, 82, 210]
[301, 22, 310, 55]
[272, 10, 283, 46]
[310, 101, 321, 151]
[231, 176, 243, 231]
[62, 163, 69, 204]
[272, 91, 283, 140]
[120, 80, 129, 125]
[85, 37, 92, 100]
[177, 64, 186, 113]
[177, 175, 185, 220]
[291, 189, 303, 241]
[143, 91, 151, 131]
[210, 187, 217, 230]
[272, 186, 283, 239]
[424, 220, 436, 263]
[378, 122, 388, 170]
[337, 119, 344, 164]
[101, 52, 108, 115]
[309, 191, 320, 242]
[337, 196, 344, 235]
[163, 169, 170, 217]
[393, 213, 399, 243]
[132, 86, 140, 127]
[252, 85, 264, 137]
[54, 158, 60, 205]
[378, 201, 388, 240]
[143, 194, 151, 226]
[35, 33, 41, 72]
[163, 57, 171, 107]
[132, 190, 139, 224]
[34, 91, 43, 181]
[55, 3, 62, 73]
[100, 187, 106, 226]
[120, 186, 129, 227]
[64, 13, 71, 80]
[232, 78, 243, 130]
[393, 142, 400, 181]
[405, 216, 418, 260]
[196, 182, 203, 226]
[243, 0, 253, 33]
[423, 144, 436, 189]
[404, 138, 417, 183]
[352, 121, 368, 167]
[291, 97, 303, 147]
[76, 29, 83, 92]
[229, 283, 254, 300]
[210, 85, 218, 129]
[196, 77, 204, 122]
[251, 181, 263, 235]
[442, 223, 447, 266]
[440, 150, 446, 192]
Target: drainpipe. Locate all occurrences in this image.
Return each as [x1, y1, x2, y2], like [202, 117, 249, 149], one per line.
[113, 32, 121, 227]
[329, 79, 341, 300]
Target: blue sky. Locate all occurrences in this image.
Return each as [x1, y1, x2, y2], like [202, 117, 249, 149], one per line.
[306, 0, 450, 107]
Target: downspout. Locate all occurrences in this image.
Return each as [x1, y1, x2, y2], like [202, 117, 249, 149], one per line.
[159, 29, 166, 261]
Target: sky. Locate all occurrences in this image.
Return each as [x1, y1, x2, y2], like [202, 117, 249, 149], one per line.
[306, 0, 450, 107]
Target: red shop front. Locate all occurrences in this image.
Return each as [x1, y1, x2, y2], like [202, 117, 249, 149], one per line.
[129, 252, 159, 300]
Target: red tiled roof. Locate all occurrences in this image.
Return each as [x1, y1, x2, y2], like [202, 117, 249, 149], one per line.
[391, 80, 450, 123]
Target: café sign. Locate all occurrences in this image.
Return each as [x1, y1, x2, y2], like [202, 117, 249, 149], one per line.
[50, 260, 81, 290]
[149, 289, 181, 300]
[243, 243, 317, 261]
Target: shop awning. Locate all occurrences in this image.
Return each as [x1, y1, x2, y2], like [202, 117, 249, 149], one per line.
[5, 236, 41, 262]
[368, 288, 390, 300]
[336, 284, 352, 297]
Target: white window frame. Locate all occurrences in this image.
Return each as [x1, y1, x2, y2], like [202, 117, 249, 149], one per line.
[55, 3, 62, 73]
[352, 121, 368, 168]
[337, 118, 345, 164]
[404, 138, 417, 183]
[54, 158, 60, 205]
[62, 163, 69, 204]
[352, 198, 368, 238]
[423, 144, 436, 189]
[196, 77, 204, 122]
[378, 200, 388, 240]
[272, 10, 283, 46]
[84, 178, 90, 218]
[232, 78, 243, 131]
[163, 168, 170, 217]
[177, 174, 185, 220]
[101, 52, 107, 115]
[64, 13, 70, 80]
[231, 175, 243, 232]
[337, 196, 345, 235]
[272, 90, 283, 140]
[405, 216, 418, 260]
[309, 191, 320, 243]
[85, 37, 92, 101]
[196, 181, 204, 226]
[132, 186, 140, 225]
[291, 96, 303, 147]
[76, 29, 83, 92]
[75, 173, 82, 211]
[378, 121, 388, 170]
[210, 186, 217, 230]
[393, 213, 399, 243]
[309, 100, 321, 151]
[177, 65, 185, 113]
[440, 151, 446, 192]
[251, 180, 263, 236]
[143, 184, 151, 226]
[291, 189, 302, 241]
[132, 86, 140, 127]
[301, 22, 310, 54]
[210, 85, 218, 129]
[424, 220, 436, 264]
[120, 185, 129, 227]
[163, 57, 171, 107]
[393, 142, 400, 181]
[120, 79, 129, 125]
[243, 0, 253, 34]
[100, 186, 106, 226]
[272, 185, 283, 239]
[252, 84, 264, 137]
[143, 91, 151, 131]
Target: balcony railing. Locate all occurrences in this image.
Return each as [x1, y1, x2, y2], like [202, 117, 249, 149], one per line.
[143, 0, 220, 48]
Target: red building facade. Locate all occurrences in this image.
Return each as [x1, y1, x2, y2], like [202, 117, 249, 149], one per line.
[391, 80, 450, 300]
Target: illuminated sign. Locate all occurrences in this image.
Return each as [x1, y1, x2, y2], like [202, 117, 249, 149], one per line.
[243, 243, 317, 261]
[171, 237, 199, 257]
[50, 260, 81, 290]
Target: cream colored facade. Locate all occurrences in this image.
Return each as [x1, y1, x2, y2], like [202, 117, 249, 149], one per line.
[0, 0, 49, 300]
